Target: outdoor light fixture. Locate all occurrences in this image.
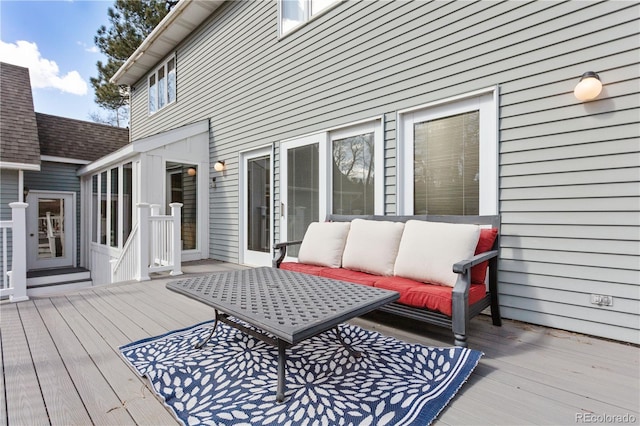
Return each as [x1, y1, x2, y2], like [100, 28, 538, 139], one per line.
[214, 160, 226, 172]
[23, 186, 29, 201]
[574, 71, 602, 102]
[187, 167, 197, 176]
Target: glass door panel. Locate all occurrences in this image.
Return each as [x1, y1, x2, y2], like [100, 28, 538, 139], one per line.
[286, 143, 319, 257]
[26, 192, 74, 270]
[242, 148, 272, 266]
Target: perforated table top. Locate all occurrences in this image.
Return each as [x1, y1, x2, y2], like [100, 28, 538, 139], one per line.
[167, 267, 399, 344]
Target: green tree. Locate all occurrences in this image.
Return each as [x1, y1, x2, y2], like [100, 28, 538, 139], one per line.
[91, 0, 177, 126]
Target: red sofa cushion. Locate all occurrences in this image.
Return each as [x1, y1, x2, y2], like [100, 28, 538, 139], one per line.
[374, 276, 487, 316]
[319, 268, 379, 287]
[371, 276, 420, 305]
[280, 262, 327, 276]
[471, 228, 498, 284]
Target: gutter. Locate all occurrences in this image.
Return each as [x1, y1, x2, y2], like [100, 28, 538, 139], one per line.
[110, 0, 190, 85]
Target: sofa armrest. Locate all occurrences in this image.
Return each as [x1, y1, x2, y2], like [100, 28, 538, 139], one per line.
[452, 250, 498, 274]
[272, 240, 303, 267]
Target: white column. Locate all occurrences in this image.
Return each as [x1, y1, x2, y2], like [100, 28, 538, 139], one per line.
[9, 202, 28, 302]
[169, 202, 183, 276]
[150, 204, 161, 216]
[136, 203, 150, 281]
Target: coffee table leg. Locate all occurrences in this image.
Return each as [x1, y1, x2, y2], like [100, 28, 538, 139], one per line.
[276, 339, 287, 403]
[194, 309, 220, 349]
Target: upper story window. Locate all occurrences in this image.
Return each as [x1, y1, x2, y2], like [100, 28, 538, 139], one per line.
[148, 55, 176, 115]
[279, 0, 339, 36]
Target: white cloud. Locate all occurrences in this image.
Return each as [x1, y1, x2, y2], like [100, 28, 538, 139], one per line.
[0, 40, 88, 95]
[77, 41, 99, 54]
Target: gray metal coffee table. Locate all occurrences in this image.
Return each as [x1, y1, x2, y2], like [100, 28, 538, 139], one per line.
[166, 267, 399, 402]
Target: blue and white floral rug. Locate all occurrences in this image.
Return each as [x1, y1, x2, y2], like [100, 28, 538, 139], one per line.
[120, 320, 482, 426]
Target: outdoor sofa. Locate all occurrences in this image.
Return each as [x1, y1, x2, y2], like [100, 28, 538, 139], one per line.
[273, 215, 502, 347]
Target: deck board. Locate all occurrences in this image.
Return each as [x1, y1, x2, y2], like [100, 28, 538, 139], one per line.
[63, 293, 178, 425]
[1, 303, 50, 426]
[38, 297, 135, 425]
[2, 261, 638, 425]
[17, 301, 91, 425]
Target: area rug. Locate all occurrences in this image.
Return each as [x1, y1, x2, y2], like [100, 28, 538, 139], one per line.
[120, 320, 482, 426]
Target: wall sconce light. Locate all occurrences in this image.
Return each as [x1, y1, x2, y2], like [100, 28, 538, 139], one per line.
[187, 167, 197, 176]
[23, 186, 29, 201]
[214, 160, 226, 172]
[574, 71, 602, 102]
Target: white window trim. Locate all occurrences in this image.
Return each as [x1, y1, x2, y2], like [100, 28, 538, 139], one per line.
[148, 54, 176, 116]
[278, 0, 340, 38]
[397, 87, 499, 216]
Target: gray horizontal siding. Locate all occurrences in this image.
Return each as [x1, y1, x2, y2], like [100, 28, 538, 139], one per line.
[0, 169, 19, 275]
[128, 0, 639, 343]
[24, 162, 82, 267]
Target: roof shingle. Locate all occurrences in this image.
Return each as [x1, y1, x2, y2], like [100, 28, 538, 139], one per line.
[36, 113, 129, 162]
[0, 62, 40, 166]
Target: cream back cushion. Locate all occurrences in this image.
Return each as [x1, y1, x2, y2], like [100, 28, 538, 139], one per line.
[342, 219, 405, 276]
[297, 222, 351, 268]
[394, 220, 480, 287]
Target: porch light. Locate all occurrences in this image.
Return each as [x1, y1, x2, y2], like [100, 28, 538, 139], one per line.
[574, 71, 602, 101]
[187, 167, 197, 176]
[214, 160, 226, 172]
[23, 186, 29, 201]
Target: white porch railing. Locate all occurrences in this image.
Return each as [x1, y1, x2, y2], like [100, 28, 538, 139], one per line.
[0, 202, 28, 302]
[110, 202, 183, 283]
[110, 223, 139, 283]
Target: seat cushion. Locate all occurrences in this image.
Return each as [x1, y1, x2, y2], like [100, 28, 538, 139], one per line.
[400, 280, 488, 317]
[471, 228, 498, 284]
[297, 221, 351, 268]
[279, 262, 328, 276]
[374, 276, 488, 316]
[394, 220, 480, 287]
[319, 268, 379, 287]
[371, 276, 421, 305]
[341, 219, 405, 276]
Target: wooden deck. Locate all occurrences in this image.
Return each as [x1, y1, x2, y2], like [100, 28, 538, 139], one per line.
[2, 261, 638, 425]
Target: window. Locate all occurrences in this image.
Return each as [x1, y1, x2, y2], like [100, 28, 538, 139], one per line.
[279, 0, 339, 36]
[90, 162, 135, 249]
[332, 132, 375, 215]
[399, 89, 497, 215]
[148, 55, 176, 114]
[280, 119, 383, 251]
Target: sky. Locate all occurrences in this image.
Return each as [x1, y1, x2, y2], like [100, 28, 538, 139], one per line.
[1, 0, 115, 123]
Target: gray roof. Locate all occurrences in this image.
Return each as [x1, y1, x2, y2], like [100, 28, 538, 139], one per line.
[36, 113, 129, 162]
[0, 62, 41, 166]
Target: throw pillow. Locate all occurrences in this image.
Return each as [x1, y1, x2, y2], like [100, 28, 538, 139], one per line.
[471, 227, 498, 284]
[342, 219, 405, 276]
[297, 222, 351, 268]
[394, 220, 480, 287]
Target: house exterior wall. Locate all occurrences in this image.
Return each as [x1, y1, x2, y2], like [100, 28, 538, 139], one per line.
[127, 1, 639, 343]
[0, 169, 19, 272]
[24, 161, 82, 267]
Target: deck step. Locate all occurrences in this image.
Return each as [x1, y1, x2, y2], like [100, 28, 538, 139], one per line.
[27, 280, 93, 297]
[27, 267, 91, 287]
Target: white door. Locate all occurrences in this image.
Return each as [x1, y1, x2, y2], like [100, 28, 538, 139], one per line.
[279, 134, 327, 258]
[241, 147, 273, 266]
[26, 192, 74, 270]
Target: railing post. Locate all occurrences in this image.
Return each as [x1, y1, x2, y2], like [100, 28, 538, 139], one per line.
[9, 202, 28, 302]
[169, 202, 183, 276]
[137, 203, 150, 281]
